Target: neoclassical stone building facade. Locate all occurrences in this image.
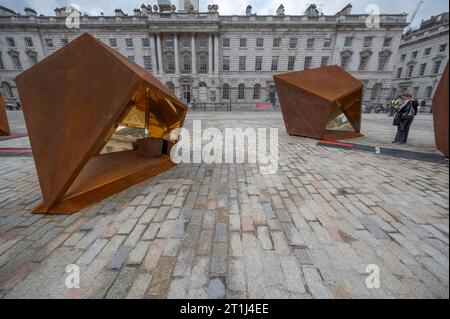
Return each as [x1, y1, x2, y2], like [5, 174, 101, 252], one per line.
[391, 13, 449, 112]
[0, 3, 409, 110]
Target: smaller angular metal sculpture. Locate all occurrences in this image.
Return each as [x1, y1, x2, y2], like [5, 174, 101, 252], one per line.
[0, 92, 11, 136]
[16, 33, 188, 214]
[274, 65, 364, 141]
[432, 63, 449, 157]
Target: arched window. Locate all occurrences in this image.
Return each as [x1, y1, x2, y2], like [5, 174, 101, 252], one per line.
[1, 81, 13, 98]
[253, 84, 261, 100]
[222, 83, 230, 99]
[165, 81, 175, 93]
[370, 83, 382, 101]
[238, 84, 245, 100]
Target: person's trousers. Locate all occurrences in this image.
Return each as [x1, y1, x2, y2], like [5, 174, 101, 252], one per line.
[394, 118, 414, 144]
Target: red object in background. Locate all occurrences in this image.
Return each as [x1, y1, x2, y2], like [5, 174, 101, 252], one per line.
[256, 103, 270, 109]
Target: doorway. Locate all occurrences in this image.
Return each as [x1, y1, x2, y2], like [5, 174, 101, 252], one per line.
[182, 84, 191, 104]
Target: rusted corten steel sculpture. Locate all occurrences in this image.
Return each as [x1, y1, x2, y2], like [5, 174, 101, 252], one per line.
[0, 92, 11, 136]
[274, 65, 364, 141]
[432, 63, 449, 157]
[16, 33, 188, 214]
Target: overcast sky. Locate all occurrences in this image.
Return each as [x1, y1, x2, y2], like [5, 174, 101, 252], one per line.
[1, 0, 448, 27]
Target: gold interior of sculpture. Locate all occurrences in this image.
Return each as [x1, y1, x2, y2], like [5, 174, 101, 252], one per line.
[100, 84, 184, 154]
[325, 91, 361, 132]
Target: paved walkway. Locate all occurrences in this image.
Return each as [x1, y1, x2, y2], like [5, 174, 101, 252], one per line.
[0, 111, 448, 299]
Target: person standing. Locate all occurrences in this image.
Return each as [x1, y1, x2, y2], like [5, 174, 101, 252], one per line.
[392, 92, 417, 144]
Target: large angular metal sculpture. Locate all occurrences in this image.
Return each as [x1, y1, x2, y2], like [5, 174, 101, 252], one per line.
[0, 92, 11, 136]
[274, 65, 364, 141]
[16, 33, 188, 214]
[432, 63, 449, 157]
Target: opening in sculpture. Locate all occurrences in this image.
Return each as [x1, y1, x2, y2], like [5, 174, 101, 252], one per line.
[16, 33, 188, 214]
[274, 65, 364, 141]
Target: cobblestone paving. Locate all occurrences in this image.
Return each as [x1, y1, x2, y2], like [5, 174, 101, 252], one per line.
[0, 111, 448, 299]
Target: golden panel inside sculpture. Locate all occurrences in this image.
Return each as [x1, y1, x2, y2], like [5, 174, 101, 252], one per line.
[101, 85, 184, 154]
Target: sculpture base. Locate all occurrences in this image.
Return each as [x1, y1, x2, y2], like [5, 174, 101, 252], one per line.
[32, 150, 175, 214]
[321, 130, 363, 141]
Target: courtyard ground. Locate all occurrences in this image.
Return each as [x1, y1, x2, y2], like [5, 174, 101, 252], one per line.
[0, 110, 448, 299]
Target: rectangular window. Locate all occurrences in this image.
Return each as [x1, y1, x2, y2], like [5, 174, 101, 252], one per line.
[359, 56, 369, 71]
[24, 37, 33, 47]
[239, 56, 246, 71]
[323, 38, 332, 48]
[199, 37, 207, 49]
[341, 56, 350, 70]
[378, 55, 389, 71]
[223, 56, 230, 71]
[344, 37, 353, 47]
[412, 51, 418, 59]
[321, 56, 329, 67]
[412, 87, 419, 97]
[125, 38, 134, 48]
[396, 67, 403, 78]
[273, 38, 281, 48]
[240, 38, 247, 48]
[142, 38, 150, 48]
[406, 65, 414, 77]
[167, 54, 175, 72]
[400, 54, 406, 63]
[183, 54, 191, 71]
[223, 38, 230, 48]
[45, 39, 54, 48]
[288, 56, 295, 71]
[419, 63, 427, 76]
[424, 47, 431, 56]
[439, 44, 447, 52]
[383, 37, 392, 47]
[271, 56, 279, 71]
[128, 56, 135, 63]
[433, 60, 442, 74]
[6, 37, 15, 47]
[29, 54, 38, 65]
[109, 38, 117, 47]
[304, 56, 312, 70]
[182, 38, 190, 48]
[199, 55, 208, 73]
[12, 55, 22, 70]
[256, 38, 264, 48]
[0, 53, 4, 70]
[61, 38, 68, 46]
[143, 56, 152, 70]
[363, 37, 372, 48]
[255, 56, 263, 71]
[426, 86, 433, 98]
[165, 38, 174, 49]
[289, 38, 297, 49]
[306, 38, 315, 49]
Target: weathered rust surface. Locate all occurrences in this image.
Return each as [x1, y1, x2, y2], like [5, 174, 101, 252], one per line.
[274, 65, 364, 141]
[0, 92, 11, 136]
[432, 63, 449, 157]
[16, 33, 188, 214]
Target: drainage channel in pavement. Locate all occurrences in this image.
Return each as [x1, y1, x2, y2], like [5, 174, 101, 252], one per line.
[318, 140, 449, 164]
[0, 148, 33, 157]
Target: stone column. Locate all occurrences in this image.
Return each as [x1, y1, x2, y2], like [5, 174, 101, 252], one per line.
[156, 34, 163, 74]
[208, 33, 213, 76]
[174, 33, 180, 75]
[214, 33, 219, 75]
[151, 34, 158, 74]
[191, 33, 197, 75]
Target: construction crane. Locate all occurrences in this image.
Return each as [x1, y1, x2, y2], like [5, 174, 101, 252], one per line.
[406, 0, 424, 32]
